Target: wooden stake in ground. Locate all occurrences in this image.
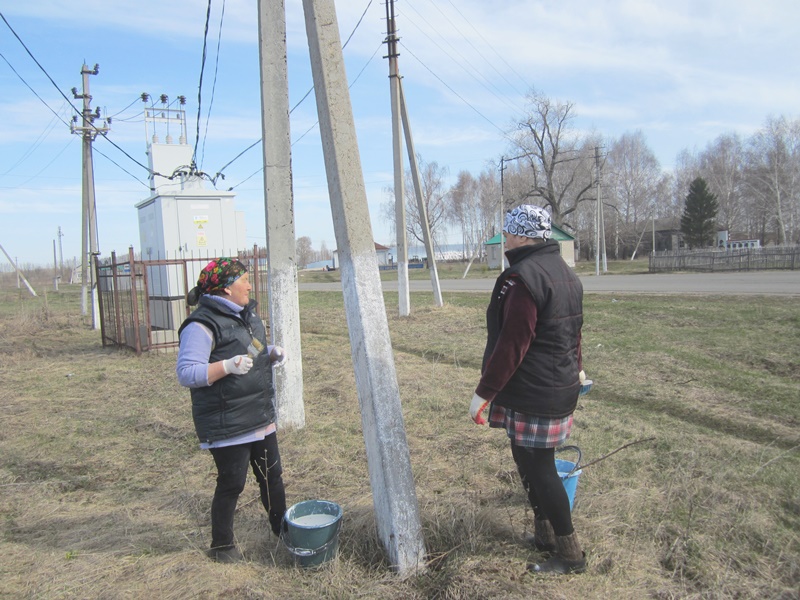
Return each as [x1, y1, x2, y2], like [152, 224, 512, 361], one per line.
[302, 0, 426, 574]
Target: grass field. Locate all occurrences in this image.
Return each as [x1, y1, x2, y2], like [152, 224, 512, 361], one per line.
[0, 279, 798, 599]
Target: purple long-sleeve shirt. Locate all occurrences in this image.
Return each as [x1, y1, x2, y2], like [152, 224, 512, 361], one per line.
[176, 295, 274, 389]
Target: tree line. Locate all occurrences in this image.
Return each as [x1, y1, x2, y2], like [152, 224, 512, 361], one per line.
[375, 89, 799, 261]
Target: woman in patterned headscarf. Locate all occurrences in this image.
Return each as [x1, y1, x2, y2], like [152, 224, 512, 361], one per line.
[469, 205, 588, 574]
[177, 257, 289, 563]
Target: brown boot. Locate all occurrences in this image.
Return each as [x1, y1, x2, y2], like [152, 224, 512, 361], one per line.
[207, 545, 244, 564]
[524, 518, 556, 552]
[527, 531, 586, 574]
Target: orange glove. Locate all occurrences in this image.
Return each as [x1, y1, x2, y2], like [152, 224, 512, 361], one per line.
[470, 393, 490, 425]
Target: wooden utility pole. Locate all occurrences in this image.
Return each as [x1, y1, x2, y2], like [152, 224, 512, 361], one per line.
[71, 64, 109, 327]
[302, 0, 426, 573]
[257, 0, 305, 430]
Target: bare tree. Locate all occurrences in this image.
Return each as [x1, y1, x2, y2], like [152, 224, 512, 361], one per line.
[697, 134, 746, 234]
[744, 116, 799, 245]
[508, 90, 595, 225]
[296, 236, 314, 268]
[605, 131, 667, 257]
[381, 156, 450, 250]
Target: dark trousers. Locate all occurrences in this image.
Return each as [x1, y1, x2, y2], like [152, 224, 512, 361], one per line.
[208, 432, 286, 549]
[510, 440, 574, 537]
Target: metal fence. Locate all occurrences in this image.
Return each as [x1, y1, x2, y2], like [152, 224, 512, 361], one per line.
[94, 247, 268, 354]
[649, 246, 800, 273]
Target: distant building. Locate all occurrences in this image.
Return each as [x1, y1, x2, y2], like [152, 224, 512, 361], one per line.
[330, 242, 391, 270]
[484, 224, 576, 269]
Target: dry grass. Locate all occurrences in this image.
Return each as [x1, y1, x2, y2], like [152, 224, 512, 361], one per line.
[1, 284, 798, 599]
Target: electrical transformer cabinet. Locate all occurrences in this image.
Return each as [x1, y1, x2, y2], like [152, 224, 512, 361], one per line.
[136, 192, 246, 330]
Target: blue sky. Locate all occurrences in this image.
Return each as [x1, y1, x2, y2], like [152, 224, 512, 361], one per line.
[1, 0, 798, 266]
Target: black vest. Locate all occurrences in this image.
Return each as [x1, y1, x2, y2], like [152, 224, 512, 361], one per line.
[483, 241, 583, 418]
[178, 296, 276, 443]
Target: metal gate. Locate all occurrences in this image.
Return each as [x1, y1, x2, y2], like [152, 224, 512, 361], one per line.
[94, 246, 268, 354]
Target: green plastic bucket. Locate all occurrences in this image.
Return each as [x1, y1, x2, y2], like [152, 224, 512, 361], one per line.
[555, 446, 582, 512]
[283, 500, 342, 568]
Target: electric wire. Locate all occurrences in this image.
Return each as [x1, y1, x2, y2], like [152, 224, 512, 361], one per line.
[214, 0, 375, 185]
[193, 0, 213, 170]
[93, 146, 151, 189]
[8, 137, 75, 190]
[0, 49, 69, 127]
[398, 40, 505, 135]
[0, 10, 154, 177]
[443, 0, 532, 95]
[108, 96, 146, 119]
[200, 0, 226, 169]
[1, 105, 66, 176]
[227, 41, 383, 192]
[401, 0, 525, 116]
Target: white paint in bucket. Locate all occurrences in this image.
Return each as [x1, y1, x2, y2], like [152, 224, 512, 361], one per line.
[291, 513, 338, 528]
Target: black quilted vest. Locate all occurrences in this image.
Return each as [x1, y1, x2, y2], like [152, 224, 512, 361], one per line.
[482, 241, 583, 418]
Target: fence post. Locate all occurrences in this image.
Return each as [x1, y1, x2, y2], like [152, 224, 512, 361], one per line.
[111, 251, 123, 348]
[129, 246, 142, 356]
[95, 253, 108, 346]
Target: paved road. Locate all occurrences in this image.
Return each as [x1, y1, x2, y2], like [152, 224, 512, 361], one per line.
[300, 270, 800, 296]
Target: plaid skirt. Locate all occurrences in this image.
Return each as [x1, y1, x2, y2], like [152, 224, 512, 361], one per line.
[488, 403, 573, 448]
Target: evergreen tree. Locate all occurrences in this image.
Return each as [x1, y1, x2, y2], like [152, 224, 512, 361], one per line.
[680, 177, 719, 248]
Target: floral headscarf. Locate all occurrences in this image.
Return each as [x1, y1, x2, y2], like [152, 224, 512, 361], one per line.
[503, 205, 552, 240]
[196, 257, 247, 293]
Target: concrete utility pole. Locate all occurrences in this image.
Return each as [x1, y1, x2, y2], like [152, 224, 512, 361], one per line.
[385, 0, 410, 316]
[594, 146, 607, 275]
[398, 66, 442, 306]
[57, 226, 64, 279]
[71, 64, 109, 328]
[1, 245, 36, 296]
[257, 0, 305, 430]
[499, 157, 506, 270]
[302, 0, 426, 574]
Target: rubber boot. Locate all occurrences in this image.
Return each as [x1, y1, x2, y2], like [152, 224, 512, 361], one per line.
[207, 545, 244, 564]
[527, 531, 586, 574]
[524, 518, 556, 552]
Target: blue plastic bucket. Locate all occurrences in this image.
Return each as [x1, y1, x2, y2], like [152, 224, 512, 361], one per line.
[555, 446, 582, 511]
[283, 500, 342, 568]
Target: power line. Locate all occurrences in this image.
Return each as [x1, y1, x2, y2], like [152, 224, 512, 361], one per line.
[0, 50, 69, 126]
[227, 41, 384, 191]
[1, 11, 154, 179]
[442, 0, 532, 95]
[212, 0, 376, 184]
[200, 0, 226, 169]
[401, 0, 525, 116]
[398, 41, 506, 135]
[193, 0, 213, 169]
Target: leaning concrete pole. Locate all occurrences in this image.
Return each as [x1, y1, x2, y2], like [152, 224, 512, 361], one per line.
[399, 81, 443, 307]
[258, 0, 305, 429]
[302, 0, 426, 573]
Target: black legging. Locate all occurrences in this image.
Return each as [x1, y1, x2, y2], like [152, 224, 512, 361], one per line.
[510, 440, 574, 537]
[208, 432, 286, 549]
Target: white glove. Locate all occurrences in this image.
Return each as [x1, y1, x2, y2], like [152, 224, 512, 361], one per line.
[222, 355, 253, 375]
[579, 370, 586, 384]
[469, 393, 490, 425]
[270, 345, 288, 366]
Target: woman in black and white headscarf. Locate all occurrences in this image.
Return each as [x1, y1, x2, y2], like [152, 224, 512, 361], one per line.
[469, 204, 588, 574]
